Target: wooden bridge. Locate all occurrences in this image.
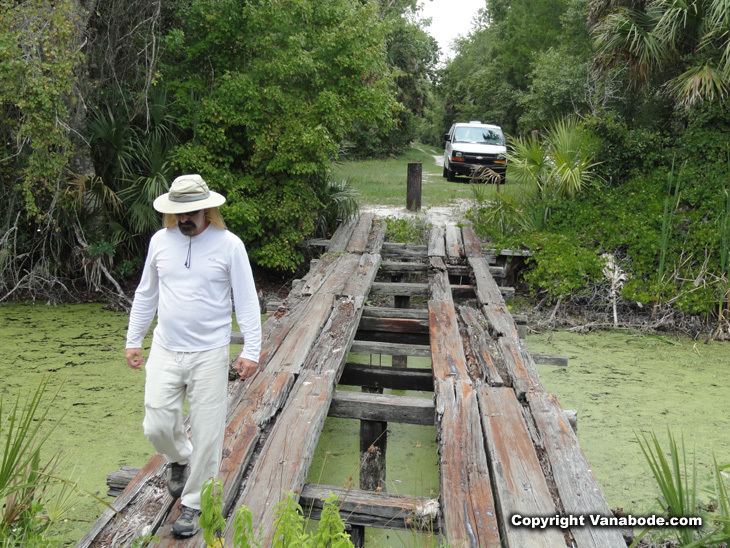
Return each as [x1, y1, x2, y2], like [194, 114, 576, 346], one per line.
[80, 214, 625, 547]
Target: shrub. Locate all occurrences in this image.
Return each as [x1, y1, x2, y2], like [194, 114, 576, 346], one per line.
[509, 232, 603, 301]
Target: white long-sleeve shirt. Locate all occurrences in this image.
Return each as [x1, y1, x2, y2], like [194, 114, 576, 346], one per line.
[125, 224, 262, 362]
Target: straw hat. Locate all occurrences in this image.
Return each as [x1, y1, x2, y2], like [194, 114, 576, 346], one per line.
[153, 174, 226, 214]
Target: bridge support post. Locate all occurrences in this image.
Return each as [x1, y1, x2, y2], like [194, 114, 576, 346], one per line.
[392, 274, 409, 368]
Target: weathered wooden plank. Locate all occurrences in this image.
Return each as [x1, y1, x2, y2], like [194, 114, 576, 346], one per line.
[354, 330, 428, 346]
[445, 225, 463, 262]
[469, 256, 507, 306]
[338, 363, 433, 391]
[497, 337, 543, 400]
[532, 353, 569, 366]
[349, 340, 431, 357]
[78, 454, 167, 547]
[329, 390, 434, 425]
[328, 217, 359, 252]
[482, 246, 532, 257]
[358, 316, 429, 334]
[379, 260, 429, 273]
[381, 242, 428, 260]
[370, 281, 430, 296]
[481, 302, 521, 341]
[263, 294, 334, 374]
[365, 219, 386, 255]
[458, 306, 505, 386]
[461, 225, 483, 257]
[435, 378, 500, 547]
[342, 253, 381, 298]
[295, 251, 342, 298]
[428, 226, 445, 257]
[299, 484, 440, 531]
[370, 281, 511, 299]
[428, 257, 470, 382]
[528, 391, 626, 548]
[305, 253, 361, 296]
[346, 213, 374, 254]
[362, 305, 429, 320]
[224, 292, 372, 545]
[379, 260, 505, 278]
[477, 386, 565, 547]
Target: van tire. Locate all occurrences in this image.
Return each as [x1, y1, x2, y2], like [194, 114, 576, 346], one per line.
[446, 167, 456, 182]
[442, 166, 448, 178]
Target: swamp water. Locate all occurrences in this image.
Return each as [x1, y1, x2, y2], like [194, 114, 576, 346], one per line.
[1, 303, 728, 545]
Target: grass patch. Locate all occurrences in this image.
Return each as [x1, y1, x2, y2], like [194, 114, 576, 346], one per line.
[333, 143, 527, 207]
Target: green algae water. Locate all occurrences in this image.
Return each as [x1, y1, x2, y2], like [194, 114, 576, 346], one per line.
[2, 303, 729, 545]
[528, 330, 730, 516]
[0, 303, 154, 544]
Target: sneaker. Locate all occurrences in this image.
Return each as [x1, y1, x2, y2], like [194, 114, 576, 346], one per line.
[167, 462, 188, 498]
[172, 505, 201, 538]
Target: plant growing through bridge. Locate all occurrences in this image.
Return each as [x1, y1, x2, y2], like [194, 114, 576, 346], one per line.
[199, 480, 353, 547]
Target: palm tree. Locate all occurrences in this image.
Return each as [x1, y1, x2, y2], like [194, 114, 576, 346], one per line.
[591, 0, 730, 108]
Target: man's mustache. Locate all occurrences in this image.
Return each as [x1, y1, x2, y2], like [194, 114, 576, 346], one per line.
[178, 221, 196, 228]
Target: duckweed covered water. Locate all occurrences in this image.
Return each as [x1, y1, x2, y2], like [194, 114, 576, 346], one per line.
[0, 303, 153, 544]
[2, 303, 728, 546]
[528, 329, 730, 515]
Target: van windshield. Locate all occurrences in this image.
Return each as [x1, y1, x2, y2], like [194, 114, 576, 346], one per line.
[453, 127, 504, 145]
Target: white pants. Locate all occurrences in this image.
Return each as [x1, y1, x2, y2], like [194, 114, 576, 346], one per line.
[143, 342, 229, 510]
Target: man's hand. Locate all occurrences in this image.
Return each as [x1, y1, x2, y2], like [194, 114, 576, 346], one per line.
[125, 348, 144, 369]
[234, 357, 258, 380]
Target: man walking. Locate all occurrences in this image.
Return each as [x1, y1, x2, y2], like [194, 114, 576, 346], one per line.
[125, 174, 261, 538]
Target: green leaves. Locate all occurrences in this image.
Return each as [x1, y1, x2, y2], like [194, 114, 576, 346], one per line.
[161, 0, 397, 270]
[507, 117, 599, 199]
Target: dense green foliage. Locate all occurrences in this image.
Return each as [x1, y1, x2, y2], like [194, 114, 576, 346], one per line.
[348, 1, 439, 157]
[448, 0, 730, 320]
[160, 0, 395, 269]
[1, 0, 435, 298]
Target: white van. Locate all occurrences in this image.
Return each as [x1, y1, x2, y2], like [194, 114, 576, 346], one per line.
[443, 121, 507, 182]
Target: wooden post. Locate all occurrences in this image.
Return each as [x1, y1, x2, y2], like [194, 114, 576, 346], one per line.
[406, 162, 422, 211]
[391, 274, 409, 368]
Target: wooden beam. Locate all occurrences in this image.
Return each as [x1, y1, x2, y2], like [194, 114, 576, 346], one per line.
[362, 305, 428, 320]
[299, 484, 440, 532]
[223, 295, 372, 546]
[346, 213, 374, 254]
[532, 353, 569, 367]
[329, 390, 434, 425]
[350, 340, 431, 357]
[527, 391, 626, 547]
[371, 282, 513, 299]
[358, 316, 429, 334]
[355, 330, 429, 346]
[339, 363, 433, 392]
[379, 260, 506, 278]
[445, 225, 463, 262]
[328, 217, 358, 252]
[427, 244, 500, 546]
[477, 386, 565, 547]
[458, 306, 505, 387]
[435, 378, 500, 546]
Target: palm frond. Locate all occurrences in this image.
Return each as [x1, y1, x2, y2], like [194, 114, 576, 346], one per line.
[668, 62, 729, 107]
[593, 7, 663, 82]
[506, 135, 547, 191]
[652, 0, 700, 50]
